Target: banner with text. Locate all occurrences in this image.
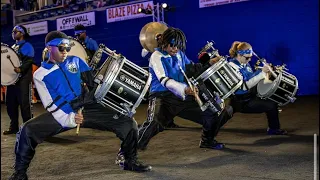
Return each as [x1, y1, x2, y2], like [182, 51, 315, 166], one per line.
[106, 1, 154, 23]
[56, 11, 95, 31]
[21, 21, 48, 36]
[199, 0, 249, 8]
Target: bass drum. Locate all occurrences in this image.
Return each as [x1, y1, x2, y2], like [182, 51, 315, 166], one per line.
[42, 38, 89, 62]
[1, 43, 21, 86]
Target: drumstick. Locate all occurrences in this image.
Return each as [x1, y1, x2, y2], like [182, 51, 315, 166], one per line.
[178, 65, 204, 108]
[252, 52, 277, 78]
[7, 55, 16, 68]
[76, 107, 84, 135]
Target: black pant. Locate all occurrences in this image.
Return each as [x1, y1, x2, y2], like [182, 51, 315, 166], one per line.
[14, 103, 138, 172]
[231, 96, 280, 129]
[6, 78, 32, 131]
[138, 94, 233, 148]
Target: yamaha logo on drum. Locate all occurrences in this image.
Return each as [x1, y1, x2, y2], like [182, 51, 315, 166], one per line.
[120, 74, 142, 91]
[219, 69, 234, 86]
[1, 49, 8, 53]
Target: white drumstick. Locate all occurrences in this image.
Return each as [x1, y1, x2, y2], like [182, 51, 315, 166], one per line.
[76, 107, 84, 135]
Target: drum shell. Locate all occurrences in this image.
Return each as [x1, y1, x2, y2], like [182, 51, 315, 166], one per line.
[257, 70, 298, 106]
[196, 58, 243, 99]
[95, 56, 151, 116]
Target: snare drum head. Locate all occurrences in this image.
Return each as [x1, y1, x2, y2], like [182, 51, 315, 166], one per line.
[257, 74, 281, 97]
[1, 44, 20, 86]
[68, 39, 88, 62]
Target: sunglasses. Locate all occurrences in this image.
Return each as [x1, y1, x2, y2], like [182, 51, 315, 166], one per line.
[56, 46, 71, 52]
[75, 32, 84, 37]
[243, 56, 252, 60]
[12, 31, 20, 34]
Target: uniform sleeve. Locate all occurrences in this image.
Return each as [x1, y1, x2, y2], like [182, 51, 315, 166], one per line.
[89, 39, 99, 51]
[33, 70, 77, 128]
[19, 43, 35, 73]
[245, 68, 266, 89]
[228, 62, 266, 90]
[149, 52, 187, 100]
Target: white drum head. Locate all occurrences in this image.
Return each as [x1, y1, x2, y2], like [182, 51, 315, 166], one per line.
[1, 45, 20, 86]
[257, 74, 281, 97]
[68, 39, 88, 62]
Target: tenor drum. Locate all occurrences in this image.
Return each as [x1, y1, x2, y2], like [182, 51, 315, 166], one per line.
[198, 41, 219, 59]
[1, 43, 21, 86]
[257, 70, 298, 106]
[94, 56, 152, 117]
[195, 57, 243, 99]
[42, 38, 89, 62]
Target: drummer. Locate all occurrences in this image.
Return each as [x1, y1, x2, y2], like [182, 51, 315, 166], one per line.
[74, 24, 99, 61]
[138, 27, 233, 151]
[141, 34, 182, 129]
[227, 41, 287, 135]
[8, 30, 152, 180]
[3, 25, 35, 135]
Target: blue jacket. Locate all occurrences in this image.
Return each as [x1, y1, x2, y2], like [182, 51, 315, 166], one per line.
[84, 36, 98, 52]
[228, 58, 266, 95]
[33, 56, 91, 128]
[149, 48, 191, 100]
[12, 40, 35, 75]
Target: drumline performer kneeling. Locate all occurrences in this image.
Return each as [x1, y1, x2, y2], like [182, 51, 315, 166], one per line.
[8, 30, 151, 180]
[227, 41, 287, 135]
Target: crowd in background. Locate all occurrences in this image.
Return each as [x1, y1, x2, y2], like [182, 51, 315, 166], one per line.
[2, 0, 132, 11]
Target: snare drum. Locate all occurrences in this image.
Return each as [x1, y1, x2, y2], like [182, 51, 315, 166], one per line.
[195, 57, 243, 99]
[1, 43, 21, 86]
[42, 38, 89, 62]
[94, 56, 152, 117]
[257, 70, 298, 106]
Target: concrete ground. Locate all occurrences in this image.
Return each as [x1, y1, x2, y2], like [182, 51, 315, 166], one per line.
[1, 96, 319, 180]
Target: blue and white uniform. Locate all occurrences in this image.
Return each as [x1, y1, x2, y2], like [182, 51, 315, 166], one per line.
[227, 49, 286, 135]
[228, 58, 266, 95]
[149, 48, 191, 100]
[33, 56, 90, 128]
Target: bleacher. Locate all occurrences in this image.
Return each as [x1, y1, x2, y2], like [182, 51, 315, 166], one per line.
[1, 0, 132, 25]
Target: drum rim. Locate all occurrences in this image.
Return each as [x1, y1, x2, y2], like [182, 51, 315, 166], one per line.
[131, 71, 152, 116]
[1, 43, 18, 51]
[257, 73, 282, 98]
[195, 58, 227, 81]
[1, 44, 21, 86]
[257, 71, 299, 106]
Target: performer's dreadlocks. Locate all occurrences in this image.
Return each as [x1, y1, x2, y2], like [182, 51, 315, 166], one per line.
[158, 27, 187, 52]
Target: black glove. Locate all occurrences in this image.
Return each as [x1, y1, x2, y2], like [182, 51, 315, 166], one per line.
[70, 90, 96, 111]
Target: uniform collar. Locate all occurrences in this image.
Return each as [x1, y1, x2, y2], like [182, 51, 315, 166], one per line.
[16, 40, 26, 45]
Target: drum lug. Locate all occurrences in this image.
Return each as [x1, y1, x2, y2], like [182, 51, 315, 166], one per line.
[285, 94, 296, 103]
[120, 103, 135, 117]
[190, 77, 198, 86]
